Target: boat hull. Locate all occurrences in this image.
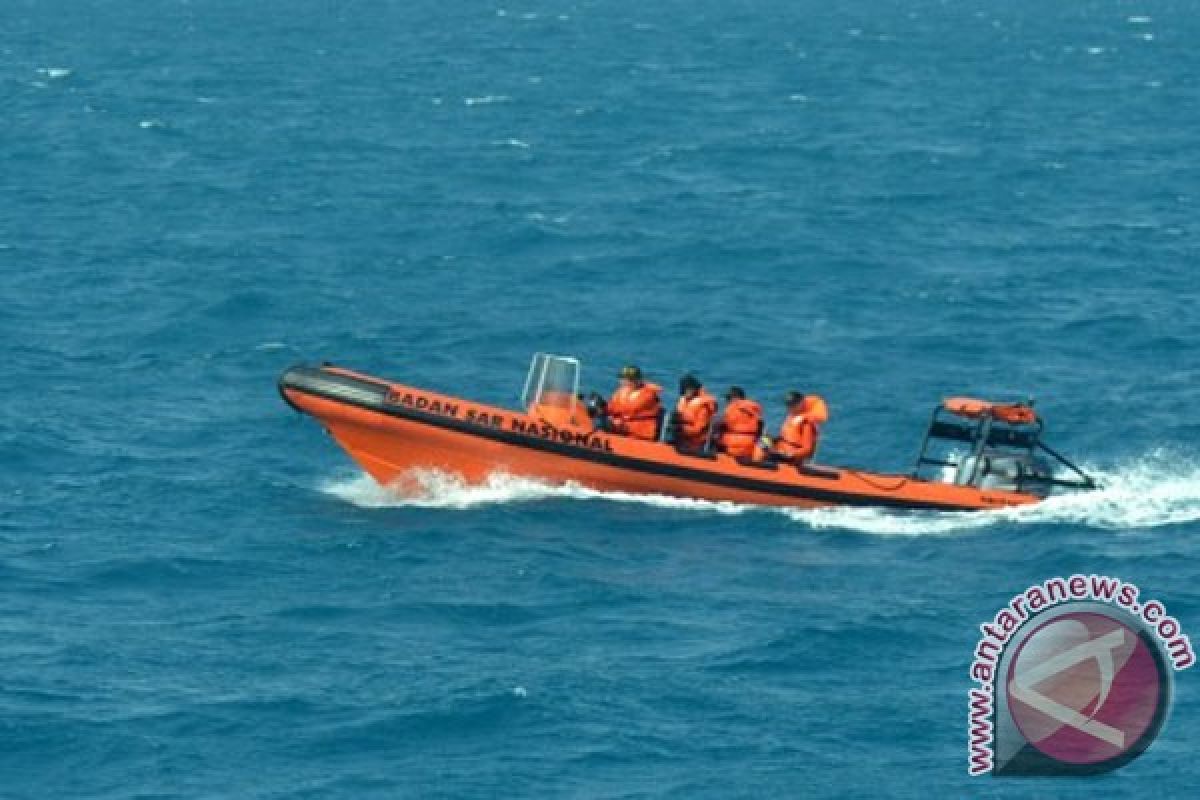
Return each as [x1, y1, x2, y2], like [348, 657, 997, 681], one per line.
[280, 365, 1041, 512]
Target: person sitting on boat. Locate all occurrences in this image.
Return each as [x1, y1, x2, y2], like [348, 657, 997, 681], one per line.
[770, 391, 829, 464]
[717, 386, 763, 459]
[672, 374, 718, 452]
[607, 365, 663, 441]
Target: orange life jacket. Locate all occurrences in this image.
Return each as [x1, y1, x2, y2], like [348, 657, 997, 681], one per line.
[674, 390, 718, 449]
[800, 394, 829, 424]
[608, 382, 662, 441]
[773, 409, 820, 463]
[718, 398, 762, 458]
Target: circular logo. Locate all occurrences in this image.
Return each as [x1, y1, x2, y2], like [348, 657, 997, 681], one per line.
[1005, 610, 1171, 770]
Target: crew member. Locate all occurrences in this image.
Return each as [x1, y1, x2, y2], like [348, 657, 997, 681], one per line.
[717, 386, 763, 459]
[771, 391, 829, 464]
[607, 365, 662, 441]
[673, 374, 718, 452]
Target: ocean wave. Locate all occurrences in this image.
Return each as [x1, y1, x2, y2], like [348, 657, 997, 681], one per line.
[464, 95, 510, 106]
[318, 451, 1200, 535]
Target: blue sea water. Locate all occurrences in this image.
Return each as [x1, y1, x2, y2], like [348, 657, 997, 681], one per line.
[3, 0, 1199, 796]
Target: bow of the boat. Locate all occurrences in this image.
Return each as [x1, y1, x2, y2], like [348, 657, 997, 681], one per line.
[278, 363, 391, 417]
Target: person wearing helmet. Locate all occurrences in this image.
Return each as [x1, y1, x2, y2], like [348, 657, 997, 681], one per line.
[607, 365, 663, 441]
[672, 374, 718, 452]
[716, 386, 763, 459]
[770, 390, 829, 464]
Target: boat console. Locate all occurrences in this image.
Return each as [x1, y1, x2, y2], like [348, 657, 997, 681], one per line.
[913, 397, 1096, 496]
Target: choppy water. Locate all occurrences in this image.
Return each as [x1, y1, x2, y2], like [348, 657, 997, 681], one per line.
[3, 0, 1198, 796]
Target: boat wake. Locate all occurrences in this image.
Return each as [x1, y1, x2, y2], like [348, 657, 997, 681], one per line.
[318, 450, 1200, 535]
[319, 470, 750, 514]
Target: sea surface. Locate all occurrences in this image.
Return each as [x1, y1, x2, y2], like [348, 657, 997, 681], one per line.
[3, 0, 1199, 796]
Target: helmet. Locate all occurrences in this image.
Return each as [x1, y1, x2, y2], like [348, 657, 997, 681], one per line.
[619, 365, 643, 381]
[679, 373, 701, 393]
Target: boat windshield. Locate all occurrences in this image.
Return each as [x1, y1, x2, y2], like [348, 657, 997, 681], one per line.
[521, 353, 581, 422]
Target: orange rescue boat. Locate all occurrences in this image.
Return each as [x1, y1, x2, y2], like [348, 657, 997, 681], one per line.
[279, 353, 1096, 512]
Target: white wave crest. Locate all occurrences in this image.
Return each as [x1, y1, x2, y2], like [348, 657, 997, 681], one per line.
[319, 470, 748, 513]
[1013, 451, 1200, 529]
[317, 451, 1200, 535]
[464, 94, 510, 106]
